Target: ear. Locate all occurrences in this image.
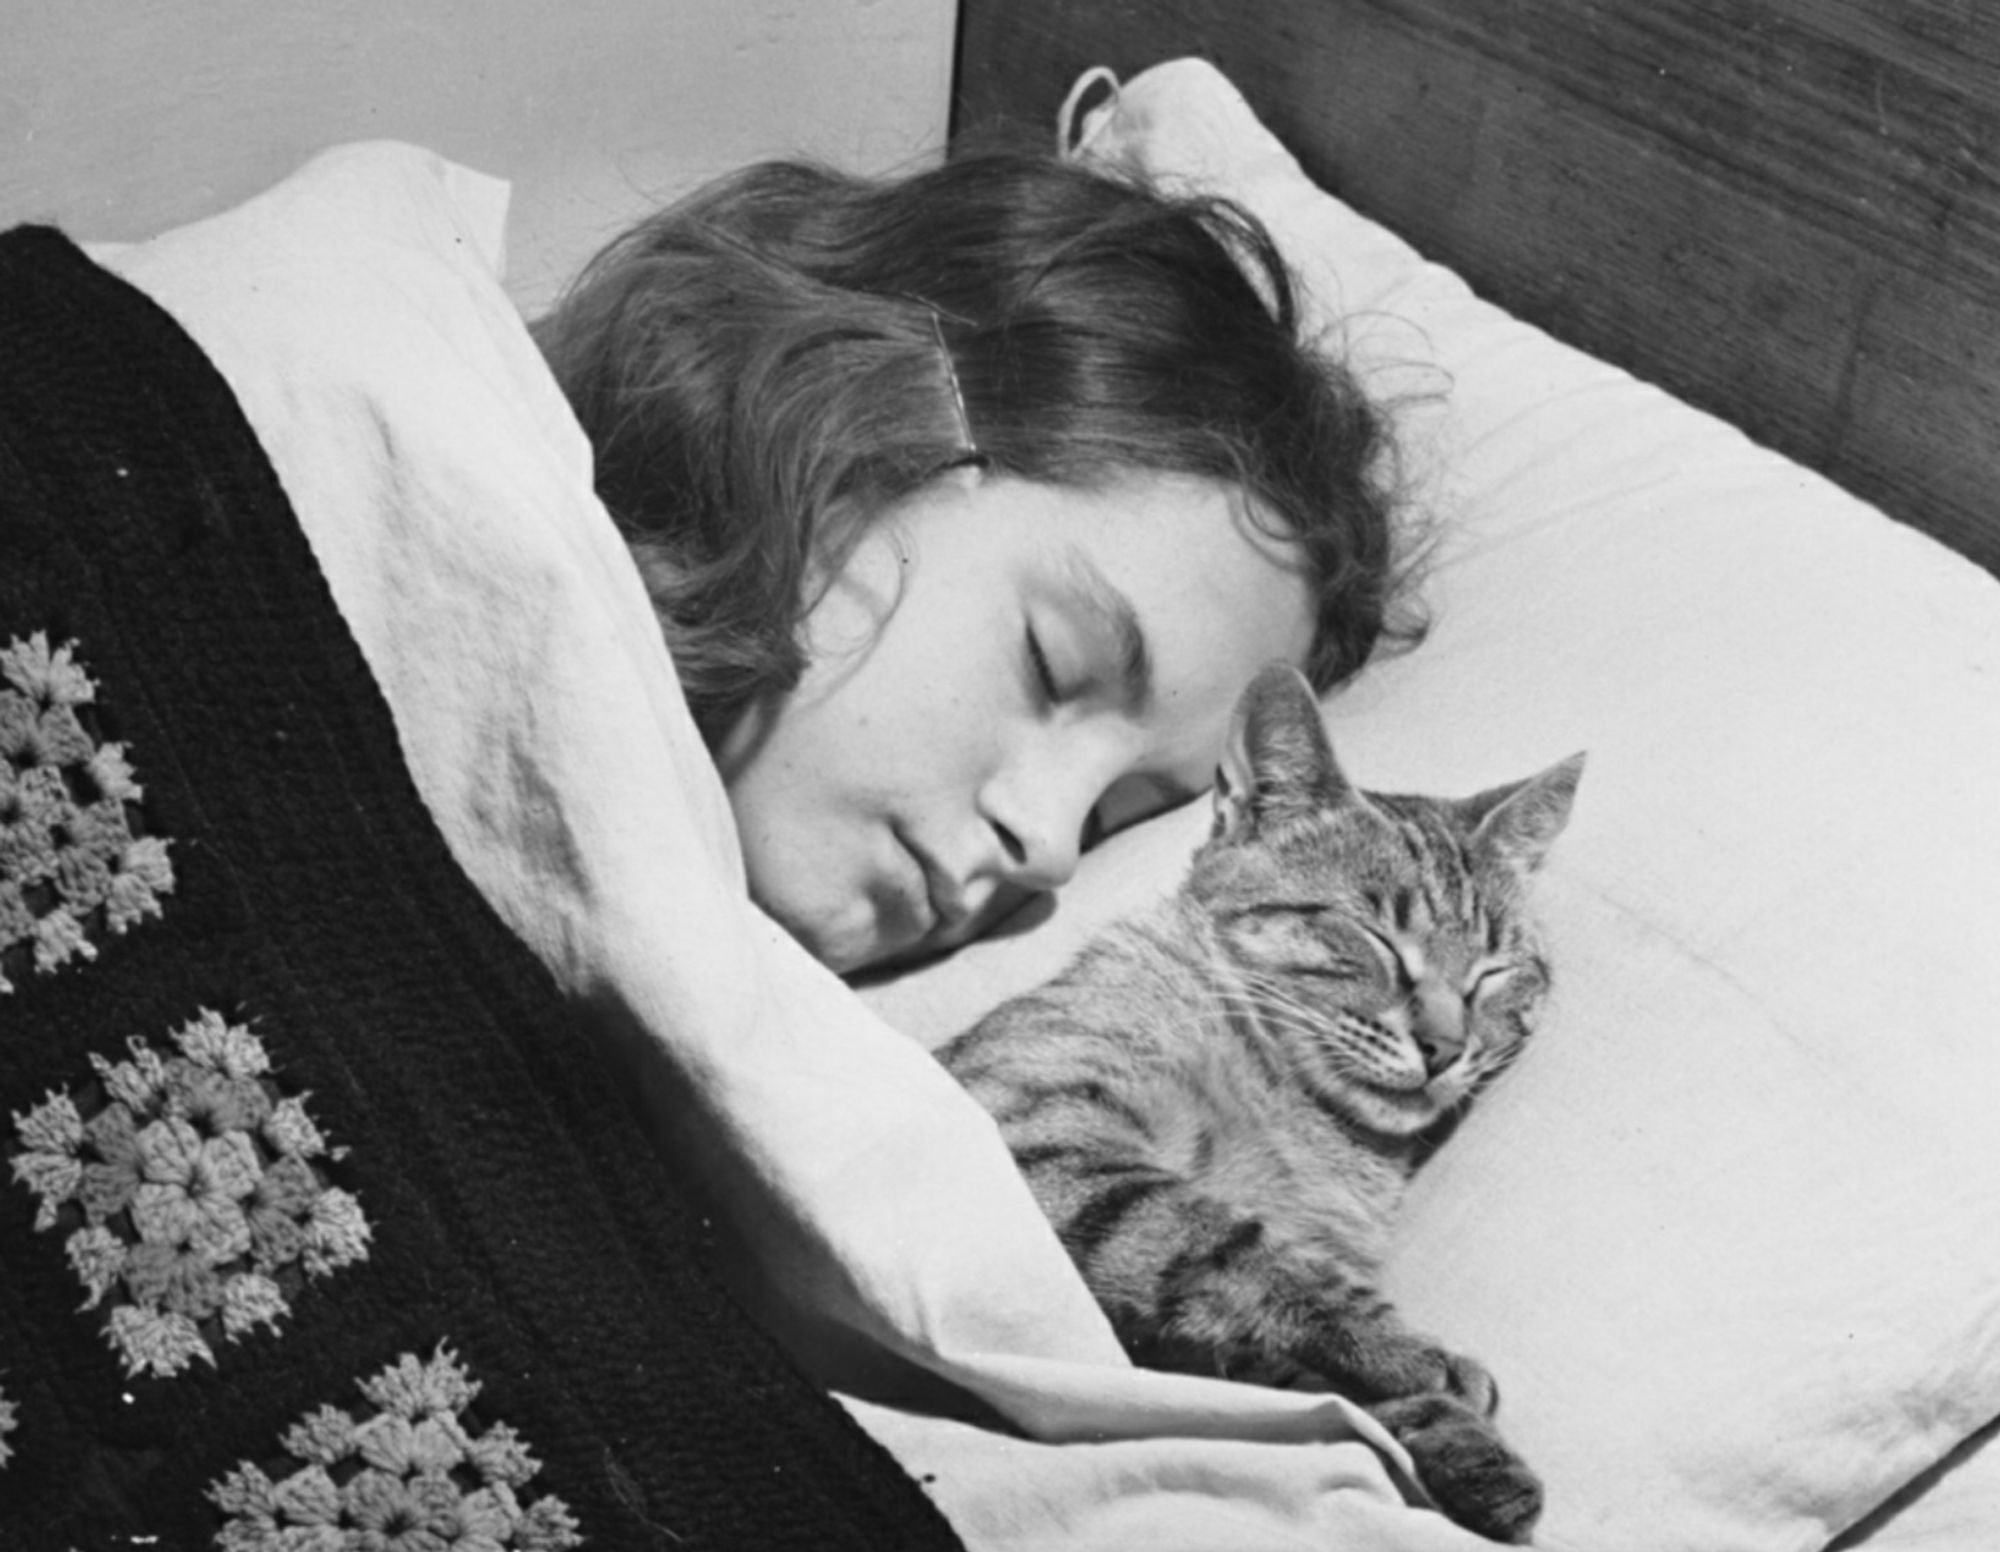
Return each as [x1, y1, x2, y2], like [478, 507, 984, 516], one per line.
[1212, 663, 1351, 840]
[1465, 752, 1586, 873]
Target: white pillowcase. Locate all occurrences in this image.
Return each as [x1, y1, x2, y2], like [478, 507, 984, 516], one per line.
[864, 58, 2000, 1552]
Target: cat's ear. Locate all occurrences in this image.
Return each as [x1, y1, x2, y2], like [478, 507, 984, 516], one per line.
[1465, 752, 1586, 872]
[1213, 664, 1351, 839]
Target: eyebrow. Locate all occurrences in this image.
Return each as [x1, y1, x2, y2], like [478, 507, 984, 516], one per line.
[1057, 546, 1154, 714]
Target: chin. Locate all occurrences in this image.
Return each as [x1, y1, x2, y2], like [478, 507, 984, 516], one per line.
[818, 939, 875, 976]
[754, 876, 933, 976]
[852, 935, 959, 980]
[790, 907, 895, 977]
[740, 873, 857, 969]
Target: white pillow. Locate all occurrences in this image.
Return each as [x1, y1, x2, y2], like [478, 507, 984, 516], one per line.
[863, 58, 2000, 1552]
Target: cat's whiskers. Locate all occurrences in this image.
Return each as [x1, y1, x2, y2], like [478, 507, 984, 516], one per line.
[1209, 973, 1346, 1058]
[1206, 986, 1336, 1087]
[1222, 964, 1403, 1052]
[1209, 973, 1431, 1099]
[1468, 1036, 1525, 1087]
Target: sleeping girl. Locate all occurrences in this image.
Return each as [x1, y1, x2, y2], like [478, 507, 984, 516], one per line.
[0, 141, 1444, 1548]
[530, 148, 1424, 974]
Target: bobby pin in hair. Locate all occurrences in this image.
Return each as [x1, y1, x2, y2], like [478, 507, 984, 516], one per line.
[928, 308, 979, 459]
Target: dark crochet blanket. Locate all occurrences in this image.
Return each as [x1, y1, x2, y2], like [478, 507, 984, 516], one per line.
[0, 224, 964, 1552]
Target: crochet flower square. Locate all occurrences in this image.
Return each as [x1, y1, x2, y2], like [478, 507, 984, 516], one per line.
[8, 1010, 370, 1378]
[1, 631, 174, 992]
[208, 1344, 583, 1550]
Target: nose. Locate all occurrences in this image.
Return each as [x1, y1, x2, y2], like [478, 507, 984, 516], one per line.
[976, 762, 1091, 895]
[1413, 984, 1467, 1077]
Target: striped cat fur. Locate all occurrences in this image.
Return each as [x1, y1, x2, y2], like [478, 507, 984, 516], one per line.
[939, 663, 1582, 1543]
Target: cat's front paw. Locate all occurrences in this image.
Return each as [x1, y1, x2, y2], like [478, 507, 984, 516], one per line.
[1372, 1393, 1543, 1545]
[1333, 1330, 1500, 1415]
[1437, 1349, 1499, 1416]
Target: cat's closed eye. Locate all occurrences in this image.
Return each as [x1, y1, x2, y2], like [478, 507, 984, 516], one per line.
[1230, 909, 1383, 978]
[1353, 922, 1419, 984]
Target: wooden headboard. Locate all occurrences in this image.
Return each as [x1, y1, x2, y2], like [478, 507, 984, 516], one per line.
[953, 0, 2000, 577]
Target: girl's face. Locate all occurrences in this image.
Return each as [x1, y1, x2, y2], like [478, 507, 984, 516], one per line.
[717, 468, 1316, 973]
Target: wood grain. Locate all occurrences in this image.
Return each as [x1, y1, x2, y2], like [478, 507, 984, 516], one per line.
[955, 0, 2000, 575]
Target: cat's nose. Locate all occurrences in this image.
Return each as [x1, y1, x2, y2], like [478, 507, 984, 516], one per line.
[1413, 986, 1467, 1076]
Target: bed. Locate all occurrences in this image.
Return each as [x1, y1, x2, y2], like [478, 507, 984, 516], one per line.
[4, 5, 1999, 1551]
[904, 4, 2000, 1548]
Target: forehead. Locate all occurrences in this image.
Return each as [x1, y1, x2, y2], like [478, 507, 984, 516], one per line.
[1327, 801, 1492, 920]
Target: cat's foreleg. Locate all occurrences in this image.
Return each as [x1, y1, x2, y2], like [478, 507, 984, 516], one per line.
[1140, 1215, 1544, 1544]
[945, 1018, 1496, 1395]
[969, 1101, 1547, 1542]
[1124, 1208, 1491, 1408]
[1291, 1293, 1501, 1415]
[1371, 1392, 1544, 1545]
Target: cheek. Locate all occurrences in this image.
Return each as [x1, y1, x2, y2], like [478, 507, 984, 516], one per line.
[1468, 971, 1546, 1059]
[804, 583, 993, 743]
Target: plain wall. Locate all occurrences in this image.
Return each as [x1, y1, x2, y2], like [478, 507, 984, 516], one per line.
[1, 0, 957, 311]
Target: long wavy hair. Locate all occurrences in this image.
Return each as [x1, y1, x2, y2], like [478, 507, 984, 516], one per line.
[532, 146, 1423, 745]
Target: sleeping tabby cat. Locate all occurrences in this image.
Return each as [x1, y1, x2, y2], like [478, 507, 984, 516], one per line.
[938, 663, 1582, 1544]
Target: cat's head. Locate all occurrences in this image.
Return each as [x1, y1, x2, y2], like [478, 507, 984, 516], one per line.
[1190, 664, 1583, 1139]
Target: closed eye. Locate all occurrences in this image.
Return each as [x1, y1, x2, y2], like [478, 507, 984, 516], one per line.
[1024, 625, 1060, 705]
[1295, 959, 1374, 980]
[1235, 900, 1340, 919]
[1357, 923, 1397, 956]
[1248, 949, 1372, 982]
[1355, 923, 1412, 984]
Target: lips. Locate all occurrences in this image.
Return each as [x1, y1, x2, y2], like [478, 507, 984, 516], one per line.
[907, 834, 975, 937]
[884, 829, 975, 951]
